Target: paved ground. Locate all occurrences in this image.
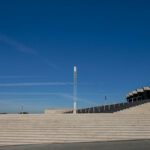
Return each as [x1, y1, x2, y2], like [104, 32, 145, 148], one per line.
[0, 140, 150, 150]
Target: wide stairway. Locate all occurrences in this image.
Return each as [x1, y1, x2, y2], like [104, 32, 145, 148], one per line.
[116, 101, 150, 114]
[0, 113, 150, 146]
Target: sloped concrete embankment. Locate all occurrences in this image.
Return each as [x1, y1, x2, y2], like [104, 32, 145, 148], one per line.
[0, 113, 150, 146]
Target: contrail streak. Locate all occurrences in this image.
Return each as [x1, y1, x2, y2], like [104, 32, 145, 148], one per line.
[0, 76, 47, 79]
[0, 82, 73, 87]
[0, 34, 59, 70]
[0, 35, 37, 55]
[0, 92, 59, 95]
[60, 93, 98, 105]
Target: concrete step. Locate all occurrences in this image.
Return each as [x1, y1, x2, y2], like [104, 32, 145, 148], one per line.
[0, 136, 150, 141]
[1, 137, 145, 146]
[1, 128, 149, 131]
[0, 133, 150, 137]
[0, 114, 150, 146]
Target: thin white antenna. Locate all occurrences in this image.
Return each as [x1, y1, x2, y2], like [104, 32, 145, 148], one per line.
[73, 66, 77, 114]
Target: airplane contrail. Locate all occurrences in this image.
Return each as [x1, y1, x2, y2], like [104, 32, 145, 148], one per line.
[0, 76, 47, 79]
[0, 82, 73, 87]
[0, 35, 37, 55]
[0, 34, 59, 70]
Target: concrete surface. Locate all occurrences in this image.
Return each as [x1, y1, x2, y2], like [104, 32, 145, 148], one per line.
[116, 102, 150, 114]
[1, 111, 150, 146]
[44, 109, 71, 114]
[0, 140, 150, 150]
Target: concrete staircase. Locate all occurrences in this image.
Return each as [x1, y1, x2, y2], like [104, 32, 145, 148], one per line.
[0, 114, 150, 146]
[116, 102, 150, 114]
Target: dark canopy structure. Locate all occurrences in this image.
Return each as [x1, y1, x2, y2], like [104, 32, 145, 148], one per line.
[126, 87, 150, 103]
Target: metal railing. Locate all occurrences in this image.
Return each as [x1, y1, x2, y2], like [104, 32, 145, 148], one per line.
[66, 99, 150, 114]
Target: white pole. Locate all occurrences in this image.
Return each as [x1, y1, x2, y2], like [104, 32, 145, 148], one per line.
[73, 66, 77, 114]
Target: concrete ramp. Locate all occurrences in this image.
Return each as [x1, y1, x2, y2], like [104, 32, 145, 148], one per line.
[116, 102, 150, 114]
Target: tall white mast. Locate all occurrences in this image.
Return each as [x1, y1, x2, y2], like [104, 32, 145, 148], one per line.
[73, 66, 77, 114]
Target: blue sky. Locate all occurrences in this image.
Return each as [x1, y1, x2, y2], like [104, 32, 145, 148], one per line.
[0, 0, 150, 113]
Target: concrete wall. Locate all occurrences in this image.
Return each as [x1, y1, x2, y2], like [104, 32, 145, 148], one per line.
[45, 109, 71, 114]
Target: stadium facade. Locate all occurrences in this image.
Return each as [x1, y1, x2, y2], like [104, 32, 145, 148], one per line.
[126, 87, 150, 103]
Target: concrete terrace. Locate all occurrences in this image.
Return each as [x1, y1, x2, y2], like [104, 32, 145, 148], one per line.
[0, 101, 150, 146]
